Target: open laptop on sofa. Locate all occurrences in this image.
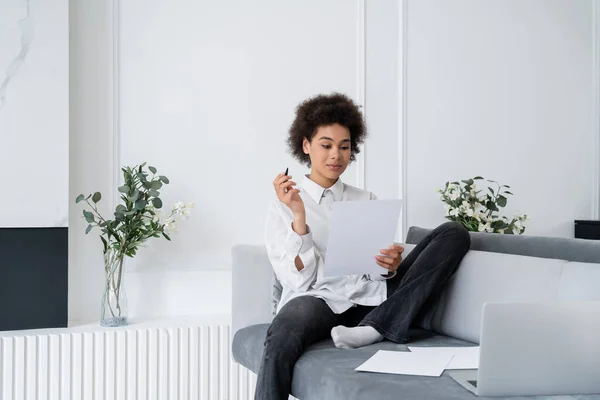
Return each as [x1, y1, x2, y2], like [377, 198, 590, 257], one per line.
[450, 301, 600, 397]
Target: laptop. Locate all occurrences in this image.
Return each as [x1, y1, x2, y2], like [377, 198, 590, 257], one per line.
[449, 301, 600, 397]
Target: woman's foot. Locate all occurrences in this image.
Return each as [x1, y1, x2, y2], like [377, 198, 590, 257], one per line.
[331, 325, 383, 349]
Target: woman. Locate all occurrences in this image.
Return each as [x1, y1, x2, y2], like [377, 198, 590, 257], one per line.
[256, 93, 470, 400]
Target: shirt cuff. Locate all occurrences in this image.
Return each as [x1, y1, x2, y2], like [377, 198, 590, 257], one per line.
[284, 223, 313, 256]
[379, 270, 397, 280]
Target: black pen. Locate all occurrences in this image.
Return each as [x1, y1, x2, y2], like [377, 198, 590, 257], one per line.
[283, 168, 289, 192]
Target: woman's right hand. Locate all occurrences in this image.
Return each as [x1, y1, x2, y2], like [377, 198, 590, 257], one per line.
[273, 173, 305, 217]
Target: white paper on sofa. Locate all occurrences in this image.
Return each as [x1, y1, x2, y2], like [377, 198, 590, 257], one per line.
[355, 350, 454, 377]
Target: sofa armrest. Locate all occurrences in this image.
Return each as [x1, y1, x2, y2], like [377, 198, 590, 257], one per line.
[231, 244, 274, 336]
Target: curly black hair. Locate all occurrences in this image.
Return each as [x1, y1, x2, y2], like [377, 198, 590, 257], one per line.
[287, 92, 367, 167]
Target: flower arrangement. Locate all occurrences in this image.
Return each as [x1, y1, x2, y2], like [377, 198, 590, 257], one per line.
[437, 176, 528, 234]
[76, 163, 193, 326]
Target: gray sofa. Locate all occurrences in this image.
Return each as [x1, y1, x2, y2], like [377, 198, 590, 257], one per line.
[232, 226, 600, 400]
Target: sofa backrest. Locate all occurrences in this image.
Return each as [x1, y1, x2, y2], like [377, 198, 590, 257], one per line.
[408, 227, 600, 343]
[231, 227, 600, 339]
[407, 226, 600, 263]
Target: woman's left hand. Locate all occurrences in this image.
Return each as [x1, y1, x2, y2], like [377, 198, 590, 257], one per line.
[375, 244, 404, 273]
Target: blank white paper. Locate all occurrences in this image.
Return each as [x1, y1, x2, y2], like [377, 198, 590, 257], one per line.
[323, 199, 402, 277]
[408, 346, 480, 370]
[355, 350, 454, 377]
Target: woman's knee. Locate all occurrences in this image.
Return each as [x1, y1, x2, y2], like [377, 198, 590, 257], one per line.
[263, 296, 327, 351]
[264, 323, 303, 354]
[439, 221, 471, 249]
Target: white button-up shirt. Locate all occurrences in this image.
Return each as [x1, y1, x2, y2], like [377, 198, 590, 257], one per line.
[265, 175, 391, 314]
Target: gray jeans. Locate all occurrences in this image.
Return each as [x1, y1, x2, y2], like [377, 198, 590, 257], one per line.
[255, 222, 471, 400]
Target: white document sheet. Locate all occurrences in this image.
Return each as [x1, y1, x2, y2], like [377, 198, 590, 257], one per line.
[408, 346, 480, 370]
[323, 199, 402, 277]
[355, 350, 454, 377]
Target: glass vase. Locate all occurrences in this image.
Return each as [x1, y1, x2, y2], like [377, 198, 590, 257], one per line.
[100, 248, 128, 327]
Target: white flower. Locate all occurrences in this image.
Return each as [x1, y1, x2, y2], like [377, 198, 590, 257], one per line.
[164, 221, 177, 234]
[461, 201, 475, 217]
[171, 201, 195, 219]
[444, 204, 451, 216]
[478, 222, 491, 232]
[449, 208, 460, 217]
[519, 214, 529, 221]
[448, 190, 460, 201]
[513, 219, 523, 230]
[473, 211, 486, 221]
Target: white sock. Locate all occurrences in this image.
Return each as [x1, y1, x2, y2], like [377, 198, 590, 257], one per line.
[331, 325, 384, 349]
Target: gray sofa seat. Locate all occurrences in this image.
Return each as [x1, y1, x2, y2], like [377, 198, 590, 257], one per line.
[232, 227, 600, 400]
[233, 324, 599, 400]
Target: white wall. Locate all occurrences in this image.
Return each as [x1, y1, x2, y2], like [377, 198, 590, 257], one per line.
[405, 0, 597, 237]
[69, 0, 401, 323]
[0, 0, 68, 228]
[69, 0, 116, 324]
[68, 0, 599, 324]
[118, 0, 361, 274]
[365, 0, 403, 237]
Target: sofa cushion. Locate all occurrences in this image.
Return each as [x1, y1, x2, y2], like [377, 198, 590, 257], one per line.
[558, 262, 600, 301]
[407, 226, 600, 264]
[232, 324, 599, 400]
[417, 250, 568, 343]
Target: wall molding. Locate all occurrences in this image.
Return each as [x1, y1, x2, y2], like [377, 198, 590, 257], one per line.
[593, 0, 600, 220]
[398, 0, 408, 241]
[355, 0, 366, 190]
[111, 0, 122, 211]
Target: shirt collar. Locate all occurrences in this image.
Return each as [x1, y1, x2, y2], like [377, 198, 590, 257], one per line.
[301, 175, 344, 204]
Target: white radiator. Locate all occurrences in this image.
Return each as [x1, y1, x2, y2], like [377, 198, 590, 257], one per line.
[0, 325, 258, 400]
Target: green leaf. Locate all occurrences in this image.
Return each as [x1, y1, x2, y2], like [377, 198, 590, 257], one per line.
[76, 194, 85, 203]
[149, 189, 160, 197]
[159, 176, 170, 184]
[491, 220, 507, 229]
[134, 200, 147, 210]
[504, 191, 513, 195]
[83, 210, 95, 223]
[502, 185, 511, 188]
[116, 204, 127, 213]
[92, 192, 102, 203]
[118, 185, 130, 194]
[486, 201, 498, 212]
[150, 181, 163, 190]
[152, 198, 163, 209]
[100, 236, 108, 252]
[85, 224, 93, 234]
[473, 176, 484, 180]
[129, 190, 140, 202]
[149, 166, 157, 174]
[497, 195, 507, 207]
[488, 187, 495, 196]
[162, 232, 171, 241]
